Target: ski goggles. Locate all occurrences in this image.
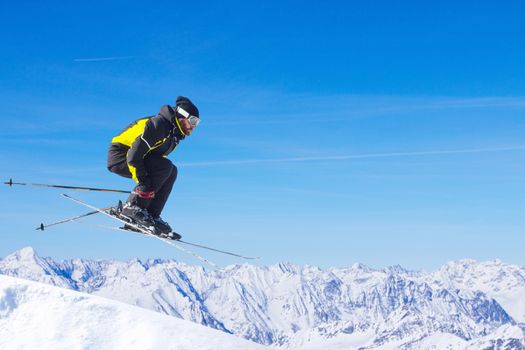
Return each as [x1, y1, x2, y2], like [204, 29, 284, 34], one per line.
[177, 106, 200, 127]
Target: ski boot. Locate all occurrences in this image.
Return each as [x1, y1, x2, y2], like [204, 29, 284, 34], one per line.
[152, 216, 182, 240]
[117, 202, 156, 231]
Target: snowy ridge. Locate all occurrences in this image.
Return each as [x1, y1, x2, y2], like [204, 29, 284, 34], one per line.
[1, 247, 524, 349]
[0, 274, 266, 350]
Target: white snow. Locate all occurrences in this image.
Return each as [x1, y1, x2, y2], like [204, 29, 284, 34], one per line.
[430, 259, 525, 323]
[2, 247, 525, 349]
[0, 274, 267, 350]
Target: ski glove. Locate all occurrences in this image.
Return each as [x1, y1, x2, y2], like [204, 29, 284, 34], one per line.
[132, 183, 155, 199]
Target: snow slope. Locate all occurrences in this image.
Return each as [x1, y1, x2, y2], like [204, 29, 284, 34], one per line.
[1, 247, 525, 349]
[0, 274, 266, 350]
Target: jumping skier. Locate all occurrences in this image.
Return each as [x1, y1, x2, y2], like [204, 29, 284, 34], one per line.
[106, 96, 200, 238]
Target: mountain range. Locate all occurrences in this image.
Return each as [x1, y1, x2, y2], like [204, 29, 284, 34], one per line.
[1, 246, 524, 349]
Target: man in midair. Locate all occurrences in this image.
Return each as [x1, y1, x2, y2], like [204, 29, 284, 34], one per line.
[107, 96, 200, 239]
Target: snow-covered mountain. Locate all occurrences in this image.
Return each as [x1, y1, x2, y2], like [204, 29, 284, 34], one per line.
[1, 247, 524, 349]
[0, 274, 266, 350]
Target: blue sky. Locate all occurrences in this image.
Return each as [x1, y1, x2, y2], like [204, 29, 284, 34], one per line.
[1, 1, 524, 270]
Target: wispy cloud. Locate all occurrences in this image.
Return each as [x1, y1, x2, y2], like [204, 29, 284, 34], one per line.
[0, 138, 95, 146]
[204, 95, 525, 126]
[73, 56, 134, 62]
[180, 145, 525, 167]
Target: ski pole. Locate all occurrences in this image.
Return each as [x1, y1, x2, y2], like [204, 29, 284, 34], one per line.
[4, 178, 130, 194]
[37, 207, 113, 231]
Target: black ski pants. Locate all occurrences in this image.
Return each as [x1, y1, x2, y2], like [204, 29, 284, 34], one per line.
[108, 155, 178, 218]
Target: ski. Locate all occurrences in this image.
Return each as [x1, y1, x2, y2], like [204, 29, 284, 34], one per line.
[74, 219, 221, 268]
[178, 239, 260, 260]
[74, 220, 259, 260]
[61, 194, 218, 268]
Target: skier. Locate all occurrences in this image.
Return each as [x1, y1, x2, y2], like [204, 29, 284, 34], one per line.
[106, 96, 200, 238]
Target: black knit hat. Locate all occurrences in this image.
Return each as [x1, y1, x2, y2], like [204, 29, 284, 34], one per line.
[175, 96, 199, 119]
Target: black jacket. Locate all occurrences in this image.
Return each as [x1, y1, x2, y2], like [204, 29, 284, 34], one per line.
[107, 105, 186, 184]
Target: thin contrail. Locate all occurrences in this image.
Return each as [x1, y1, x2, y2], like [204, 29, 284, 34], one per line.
[73, 56, 133, 62]
[180, 145, 525, 167]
